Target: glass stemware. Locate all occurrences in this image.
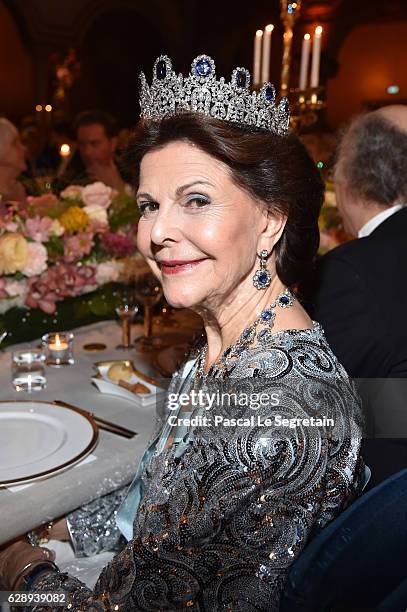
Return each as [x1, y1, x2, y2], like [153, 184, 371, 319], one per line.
[115, 304, 139, 349]
[133, 273, 163, 350]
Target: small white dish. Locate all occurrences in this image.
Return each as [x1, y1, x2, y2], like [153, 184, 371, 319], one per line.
[92, 362, 166, 408]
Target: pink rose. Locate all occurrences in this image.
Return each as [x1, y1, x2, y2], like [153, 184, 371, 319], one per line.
[22, 242, 48, 277]
[24, 216, 53, 242]
[96, 261, 122, 284]
[60, 185, 83, 200]
[81, 182, 112, 209]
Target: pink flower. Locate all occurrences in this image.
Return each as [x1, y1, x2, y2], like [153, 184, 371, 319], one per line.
[63, 232, 94, 262]
[96, 261, 122, 284]
[82, 182, 112, 209]
[22, 242, 48, 277]
[24, 216, 53, 242]
[25, 263, 97, 313]
[60, 185, 83, 200]
[100, 232, 135, 258]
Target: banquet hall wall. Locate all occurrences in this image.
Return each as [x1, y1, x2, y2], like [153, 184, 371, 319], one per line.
[0, 0, 407, 130]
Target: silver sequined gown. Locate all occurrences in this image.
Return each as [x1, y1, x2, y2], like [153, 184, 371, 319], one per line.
[27, 322, 365, 611]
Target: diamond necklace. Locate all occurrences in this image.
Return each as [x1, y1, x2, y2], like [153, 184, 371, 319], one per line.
[195, 288, 295, 379]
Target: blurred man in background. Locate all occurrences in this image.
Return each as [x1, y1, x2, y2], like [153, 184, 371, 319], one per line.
[60, 109, 127, 191]
[304, 105, 407, 487]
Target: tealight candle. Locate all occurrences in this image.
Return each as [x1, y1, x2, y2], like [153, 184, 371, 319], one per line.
[42, 332, 74, 366]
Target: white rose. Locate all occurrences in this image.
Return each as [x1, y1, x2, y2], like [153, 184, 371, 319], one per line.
[5, 279, 27, 298]
[96, 261, 122, 285]
[60, 185, 83, 200]
[49, 219, 65, 237]
[22, 242, 48, 277]
[83, 204, 108, 227]
[82, 182, 113, 209]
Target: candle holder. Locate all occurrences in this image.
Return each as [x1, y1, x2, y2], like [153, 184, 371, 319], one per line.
[289, 85, 326, 132]
[12, 349, 47, 392]
[42, 331, 74, 366]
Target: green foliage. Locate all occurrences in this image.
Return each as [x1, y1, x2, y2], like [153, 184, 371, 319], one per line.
[109, 192, 140, 231]
[0, 283, 141, 349]
[46, 235, 64, 260]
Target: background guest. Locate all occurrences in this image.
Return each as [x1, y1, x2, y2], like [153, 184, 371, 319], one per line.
[302, 104, 407, 486]
[59, 109, 127, 191]
[0, 117, 27, 202]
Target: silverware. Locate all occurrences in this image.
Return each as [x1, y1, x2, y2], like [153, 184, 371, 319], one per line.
[53, 400, 137, 439]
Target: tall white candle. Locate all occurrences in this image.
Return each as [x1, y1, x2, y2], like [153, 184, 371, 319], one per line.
[253, 30, 263, 87]
[310, 26, 323, 88]
[261, 24, 274, 84]
[299, 33, 311, 90]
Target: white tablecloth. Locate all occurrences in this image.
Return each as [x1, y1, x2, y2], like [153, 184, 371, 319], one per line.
[0, 318, 190, 545]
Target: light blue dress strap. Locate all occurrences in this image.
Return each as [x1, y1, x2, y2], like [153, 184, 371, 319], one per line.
[116, 357, 198, 541]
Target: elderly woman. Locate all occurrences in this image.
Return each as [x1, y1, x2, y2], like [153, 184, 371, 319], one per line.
[0, 117, 27, 202]
[0, 55, 364, 611]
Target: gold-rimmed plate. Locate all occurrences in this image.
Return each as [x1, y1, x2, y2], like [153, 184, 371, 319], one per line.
[0, 401, 99, 487]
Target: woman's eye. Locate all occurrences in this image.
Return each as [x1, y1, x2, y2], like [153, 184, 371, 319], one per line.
[185, 196, 210, 209]
[138, 201, 158, 216]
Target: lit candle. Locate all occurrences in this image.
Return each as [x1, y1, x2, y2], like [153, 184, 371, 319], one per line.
[48, 333, 68, 352]
[310, 26, 323, 88]
[253, 30, 263, 87]
[60, 143, 71, 158]
[261, 24, 274, 84]
[299, 33, 311, 90]
[42, 331, 74, 366]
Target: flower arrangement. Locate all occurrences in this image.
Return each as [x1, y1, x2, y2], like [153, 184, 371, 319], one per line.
[0, 182, 140, 316]
[318, 181, 352, 254]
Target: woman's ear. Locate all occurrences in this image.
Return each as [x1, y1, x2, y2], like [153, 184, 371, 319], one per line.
[258, 211, 287, 253]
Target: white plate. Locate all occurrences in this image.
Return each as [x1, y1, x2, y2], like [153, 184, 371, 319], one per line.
[92, 364, 166, 408]
[0, 401, 98, 487]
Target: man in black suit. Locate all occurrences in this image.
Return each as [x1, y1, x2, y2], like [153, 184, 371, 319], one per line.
[304, 105, 407, 487]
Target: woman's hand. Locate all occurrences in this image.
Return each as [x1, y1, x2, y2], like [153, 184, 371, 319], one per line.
[0, 540, 55, 589]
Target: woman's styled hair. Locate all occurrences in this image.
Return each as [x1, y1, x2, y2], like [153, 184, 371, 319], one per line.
[124, 113, 324, 287]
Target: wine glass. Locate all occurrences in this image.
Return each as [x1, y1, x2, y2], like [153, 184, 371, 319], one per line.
[115, 303, 139, 349]
[133, 273, 163, 350]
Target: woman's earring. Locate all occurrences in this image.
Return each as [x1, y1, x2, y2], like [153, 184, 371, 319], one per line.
[253, 249, 272, 290]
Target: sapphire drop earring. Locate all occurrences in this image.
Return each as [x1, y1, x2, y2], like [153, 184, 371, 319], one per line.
[253, 249, 272, 290]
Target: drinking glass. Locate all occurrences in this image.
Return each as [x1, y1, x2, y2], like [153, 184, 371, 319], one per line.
[12, 349, 47, 392]
[133, 273, 163, 349]
[115, 304, 139, 349]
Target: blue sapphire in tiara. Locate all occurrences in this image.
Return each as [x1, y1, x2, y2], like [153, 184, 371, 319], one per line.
[236, 71, 247, 88]
[265, 86, 275, 102]
[195, 58, 212, 77]
[156, 60, 167, 80]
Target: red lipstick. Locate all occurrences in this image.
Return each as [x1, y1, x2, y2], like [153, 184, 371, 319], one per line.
[159, 259, 206, 275]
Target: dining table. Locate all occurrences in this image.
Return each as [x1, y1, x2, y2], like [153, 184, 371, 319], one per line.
[0, 310, 202, 547]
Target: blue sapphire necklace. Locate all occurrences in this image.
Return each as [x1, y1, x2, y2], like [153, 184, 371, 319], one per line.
[196, 288, 295, 378]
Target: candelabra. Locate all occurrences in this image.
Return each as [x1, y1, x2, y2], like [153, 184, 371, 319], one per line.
[253, 0, 325, 132]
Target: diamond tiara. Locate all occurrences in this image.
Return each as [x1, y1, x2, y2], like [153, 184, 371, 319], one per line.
[139, 55, 290, 135]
